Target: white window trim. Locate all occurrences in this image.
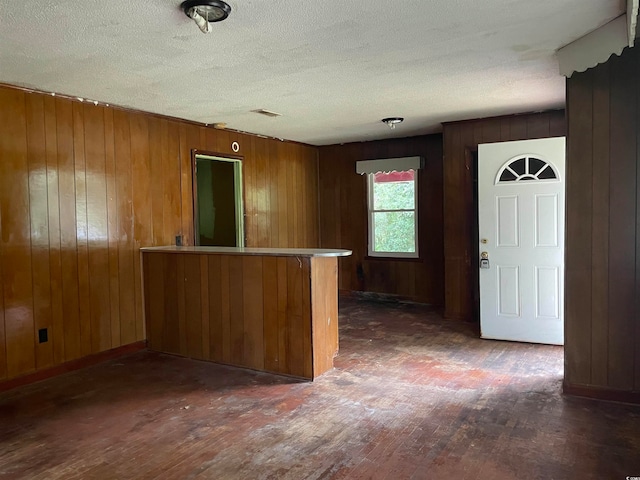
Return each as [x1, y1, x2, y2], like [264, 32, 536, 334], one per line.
[367, 172, 419, 259]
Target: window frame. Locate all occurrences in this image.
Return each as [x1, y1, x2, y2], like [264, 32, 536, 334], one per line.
[495, 154, 561, 184]
[367, 170, 419, 259]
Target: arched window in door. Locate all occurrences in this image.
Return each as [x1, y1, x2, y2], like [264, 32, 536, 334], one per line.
[495, 155, 559, 184]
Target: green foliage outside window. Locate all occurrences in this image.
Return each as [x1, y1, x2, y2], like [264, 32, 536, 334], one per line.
[372, 181, 416, 253]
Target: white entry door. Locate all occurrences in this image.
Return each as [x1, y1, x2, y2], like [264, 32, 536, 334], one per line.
[478, 137, 565, 345]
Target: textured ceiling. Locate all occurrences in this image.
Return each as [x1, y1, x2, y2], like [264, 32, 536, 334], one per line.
[0, 0, 624, 145]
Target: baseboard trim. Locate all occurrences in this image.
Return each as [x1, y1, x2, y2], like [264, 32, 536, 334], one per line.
[563, 381, 640, 405]
[339, 289, 432, 305]
[0, 341, 147, 394]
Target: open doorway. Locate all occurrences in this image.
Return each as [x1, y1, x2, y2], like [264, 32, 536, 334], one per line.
[193, 153, 245, 247]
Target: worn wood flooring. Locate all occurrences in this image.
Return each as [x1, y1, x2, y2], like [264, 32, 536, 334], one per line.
[1, 297, 639, 479]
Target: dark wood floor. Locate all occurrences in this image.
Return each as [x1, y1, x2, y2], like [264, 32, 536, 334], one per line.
[1, 297, 639, 479]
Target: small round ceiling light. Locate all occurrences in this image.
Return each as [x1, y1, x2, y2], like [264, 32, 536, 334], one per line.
[181, 0, 231, 34]
[382, 117, 404, 129]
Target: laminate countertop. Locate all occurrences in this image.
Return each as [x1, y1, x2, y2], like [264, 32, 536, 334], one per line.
[140, 246, 352, 257]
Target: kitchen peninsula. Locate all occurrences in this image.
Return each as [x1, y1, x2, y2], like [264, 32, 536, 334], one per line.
[141, 246, 352, 380]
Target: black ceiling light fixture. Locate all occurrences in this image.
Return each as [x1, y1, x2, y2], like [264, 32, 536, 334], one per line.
[181, 0, 231, 34]
[382, 117, 404, 129]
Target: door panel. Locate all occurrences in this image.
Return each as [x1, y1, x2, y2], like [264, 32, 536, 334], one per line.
[496, 196, 519, 247]
[535, 266, 559, 318]
[535, 194, 558, 247]
[498, 266, 520, 316]
[478, 137, 565, 345]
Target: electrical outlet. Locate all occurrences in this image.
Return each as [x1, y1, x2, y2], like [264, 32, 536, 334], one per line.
[175, 235, 183, 246]
[38, 328, 48, 343]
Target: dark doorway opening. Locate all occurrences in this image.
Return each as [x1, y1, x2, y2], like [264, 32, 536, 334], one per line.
[193, 154, 244, 247]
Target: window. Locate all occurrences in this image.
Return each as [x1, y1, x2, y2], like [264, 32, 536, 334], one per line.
[356, 156, 423, 258]
[367, 169, 418, 258]
[496, 156, 559, 183]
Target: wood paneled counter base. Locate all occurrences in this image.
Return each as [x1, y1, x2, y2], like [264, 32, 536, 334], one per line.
[141, 247, 351, 380]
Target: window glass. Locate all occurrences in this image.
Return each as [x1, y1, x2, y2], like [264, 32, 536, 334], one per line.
[497, 156, 558, 183]
[368, 169, 418, 258]
[373, 211, 416, 253]
[373, 171, 415, 210]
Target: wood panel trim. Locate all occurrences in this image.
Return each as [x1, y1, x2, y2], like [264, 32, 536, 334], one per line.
[589, 61, 611, 387]
[606, 50, 637, 391]
[0, 341, 147, 394]
[563, 381, 640, 405]
[564, 46, 640, 394]
[565, 66, 594, 385]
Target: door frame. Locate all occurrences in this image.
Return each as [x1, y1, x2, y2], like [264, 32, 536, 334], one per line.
[475, 137, 566, 345]
[464, 147, 481, 324]
[191, 149, 246, 247]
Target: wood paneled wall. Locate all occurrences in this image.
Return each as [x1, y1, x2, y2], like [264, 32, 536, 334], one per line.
[0, 84, 319, 382]
[442, 110, 566, 320]
[564, 46, 640, 400]
[318, 135, 444, 305]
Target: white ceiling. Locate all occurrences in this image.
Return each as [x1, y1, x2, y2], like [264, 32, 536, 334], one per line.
[0, 0, 624, 145]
